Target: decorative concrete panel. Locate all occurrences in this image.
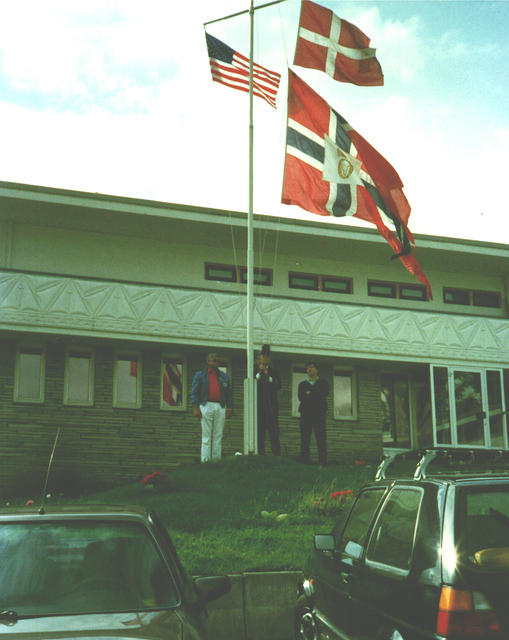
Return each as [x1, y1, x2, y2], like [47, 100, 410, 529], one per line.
[1, 271, 509, 365]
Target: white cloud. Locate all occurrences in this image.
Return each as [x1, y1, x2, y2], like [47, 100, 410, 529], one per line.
[0, 1, 507, 244]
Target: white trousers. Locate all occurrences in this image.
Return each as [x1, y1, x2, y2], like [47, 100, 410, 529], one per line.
[200, 402, 226, 462]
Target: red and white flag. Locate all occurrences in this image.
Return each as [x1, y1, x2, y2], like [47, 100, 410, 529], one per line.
[294, 0, 384, 87]
[282, 71, 431, 296]
[206, 32, 281, 108]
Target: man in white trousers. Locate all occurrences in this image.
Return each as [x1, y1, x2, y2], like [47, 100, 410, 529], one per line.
[191, 353, 232, 462]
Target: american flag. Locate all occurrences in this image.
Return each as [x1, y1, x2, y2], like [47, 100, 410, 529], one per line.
[206, 33, 281, 109]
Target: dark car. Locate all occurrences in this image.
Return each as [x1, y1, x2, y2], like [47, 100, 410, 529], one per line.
[295, 448, 509, 640]
[0, 504, 230, 639]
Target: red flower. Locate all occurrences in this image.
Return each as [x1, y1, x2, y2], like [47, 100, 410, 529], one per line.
[25, 499, 34, 506]
[141, 470, 169, 486]
[355, 458, 366, 466]
[330, 491, 342, 499]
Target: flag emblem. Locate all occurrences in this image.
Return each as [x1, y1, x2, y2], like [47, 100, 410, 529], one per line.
[206, 32, 281, 108]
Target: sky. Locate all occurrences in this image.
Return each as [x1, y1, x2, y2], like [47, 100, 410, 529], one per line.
[0, 0, 508, 244]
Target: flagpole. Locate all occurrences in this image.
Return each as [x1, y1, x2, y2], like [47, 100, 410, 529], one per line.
[203, 0, 286, 27]
[204, 1, 281, 454]
[245, 0, 256, 454]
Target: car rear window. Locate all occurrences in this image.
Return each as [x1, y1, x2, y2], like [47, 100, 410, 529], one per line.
[456, 486, 509, 571]
[0, 519, 179, 616]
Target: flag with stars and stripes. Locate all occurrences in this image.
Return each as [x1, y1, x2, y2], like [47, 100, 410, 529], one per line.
[294, 0, 383, 86]
[206, 32, 281, 108]
[282, 71, 431, 296]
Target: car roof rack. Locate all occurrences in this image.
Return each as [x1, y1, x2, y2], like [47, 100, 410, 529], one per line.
[375, 448, 509, 482]
[375, 450, 421, 481]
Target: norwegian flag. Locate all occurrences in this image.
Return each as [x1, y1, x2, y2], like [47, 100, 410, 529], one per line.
[294, 0, 383, 86]
[206, 33, 281, 108]
[282, 71, 431, 297]
[162, 361, 183, 407]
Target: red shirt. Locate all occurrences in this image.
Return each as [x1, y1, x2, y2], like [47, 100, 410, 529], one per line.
[207, 367, 221, 402]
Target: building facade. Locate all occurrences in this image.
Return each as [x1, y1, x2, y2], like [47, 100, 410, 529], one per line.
[1, 181, 509, 493]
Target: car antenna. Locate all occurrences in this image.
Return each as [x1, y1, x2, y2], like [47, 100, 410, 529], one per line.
[39, 426, 61, 515]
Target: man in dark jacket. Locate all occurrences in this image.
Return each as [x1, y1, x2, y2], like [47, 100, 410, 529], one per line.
[255, 348, 281, 456]
[298, 361, 329, 465]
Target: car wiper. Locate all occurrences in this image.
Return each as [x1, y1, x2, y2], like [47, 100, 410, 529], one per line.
[489, 507, 509, 528]
[0, 610, 18, 625]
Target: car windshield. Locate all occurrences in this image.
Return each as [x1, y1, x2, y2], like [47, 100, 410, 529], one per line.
[0, 519, 179, 616]
[457, 486, 509, 571]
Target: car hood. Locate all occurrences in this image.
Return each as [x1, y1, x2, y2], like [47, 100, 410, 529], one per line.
[0, 610, 183, 639]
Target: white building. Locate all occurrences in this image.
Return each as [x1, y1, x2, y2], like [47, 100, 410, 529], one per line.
[1, 181, 508, 491]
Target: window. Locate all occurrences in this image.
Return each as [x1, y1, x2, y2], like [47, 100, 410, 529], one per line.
[0, 520, 179, 616]
[457, 487, 509, 563]
[400, 284, 428, 301]
[205, 263, 236, 283]
[368, 280, 427, 301]
[14, 346, 45, 403]
[432, 366, 452, 445]
[444, 287, 500, 308]
[368, 281, 396, 298]
[380, 373, 411, 447]
[289, 272, 352, 294]
[322, 276, 352, 294]
[239, 267, 272, 286]
[335, 488, 385, 551]
[431, 365, 507, 449]
[366, 488, 422, 572]
[113, 353, 142, 408]
[161, 357, 186, 411]
[64, 350, 94, 406]
[473, 290, 501, 308]
[291, 366, 308, 417]
[205, 263, 272, 286]
[333, 370, 357, 420]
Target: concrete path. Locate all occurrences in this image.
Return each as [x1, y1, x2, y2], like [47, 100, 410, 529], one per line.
[203, 570, 301, 640]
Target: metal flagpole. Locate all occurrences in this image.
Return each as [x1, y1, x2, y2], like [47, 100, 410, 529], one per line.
[245, 0, 256, 454]
[205, 0, 286, 454]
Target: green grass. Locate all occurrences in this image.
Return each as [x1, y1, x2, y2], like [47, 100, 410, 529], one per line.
[16, 456, 376, 574]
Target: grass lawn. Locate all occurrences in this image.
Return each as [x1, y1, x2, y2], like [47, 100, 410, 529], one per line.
[19, 455, 376, 575]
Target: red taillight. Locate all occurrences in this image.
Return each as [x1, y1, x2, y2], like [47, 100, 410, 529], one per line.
[437, 586, 501, 637]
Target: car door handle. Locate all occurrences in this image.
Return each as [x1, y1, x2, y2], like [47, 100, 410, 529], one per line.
[340, 572, 352, 584]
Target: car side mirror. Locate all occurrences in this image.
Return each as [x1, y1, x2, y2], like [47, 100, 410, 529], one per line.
[314, 534, 335, 551]
[194, 575, 231, 604]
[344, 540, 363, 560]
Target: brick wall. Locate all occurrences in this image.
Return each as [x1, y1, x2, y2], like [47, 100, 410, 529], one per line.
[0, 339, 382, 496]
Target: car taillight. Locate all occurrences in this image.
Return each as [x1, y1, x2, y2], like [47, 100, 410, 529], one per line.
[437, 586, 501, 637]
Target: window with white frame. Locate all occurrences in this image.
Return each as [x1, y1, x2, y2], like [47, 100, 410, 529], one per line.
[333, 370, 357, 420]
[64, 350, 94, 406]
[161, 356, 186, 410]
[113, 353, 142, 408]
[291, 366, 308, 417]
[14, 346, 45, 403]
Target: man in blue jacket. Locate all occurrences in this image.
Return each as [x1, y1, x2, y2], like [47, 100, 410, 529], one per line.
[191, 353, 232, 462]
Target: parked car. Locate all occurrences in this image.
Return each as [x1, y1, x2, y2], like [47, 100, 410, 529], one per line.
[0, 504, 230, 639]
[295, 448, 509, 640]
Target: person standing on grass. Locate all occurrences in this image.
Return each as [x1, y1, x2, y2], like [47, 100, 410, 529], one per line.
[298, 361, 329, 466]
[255, 345, 281, 456]
[191, 353, 232, 463]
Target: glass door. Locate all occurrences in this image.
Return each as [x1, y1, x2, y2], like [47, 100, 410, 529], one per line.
[487, 370, 507, 448]
[452, 370, 485, 446]
[430, 366, 507, 449]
